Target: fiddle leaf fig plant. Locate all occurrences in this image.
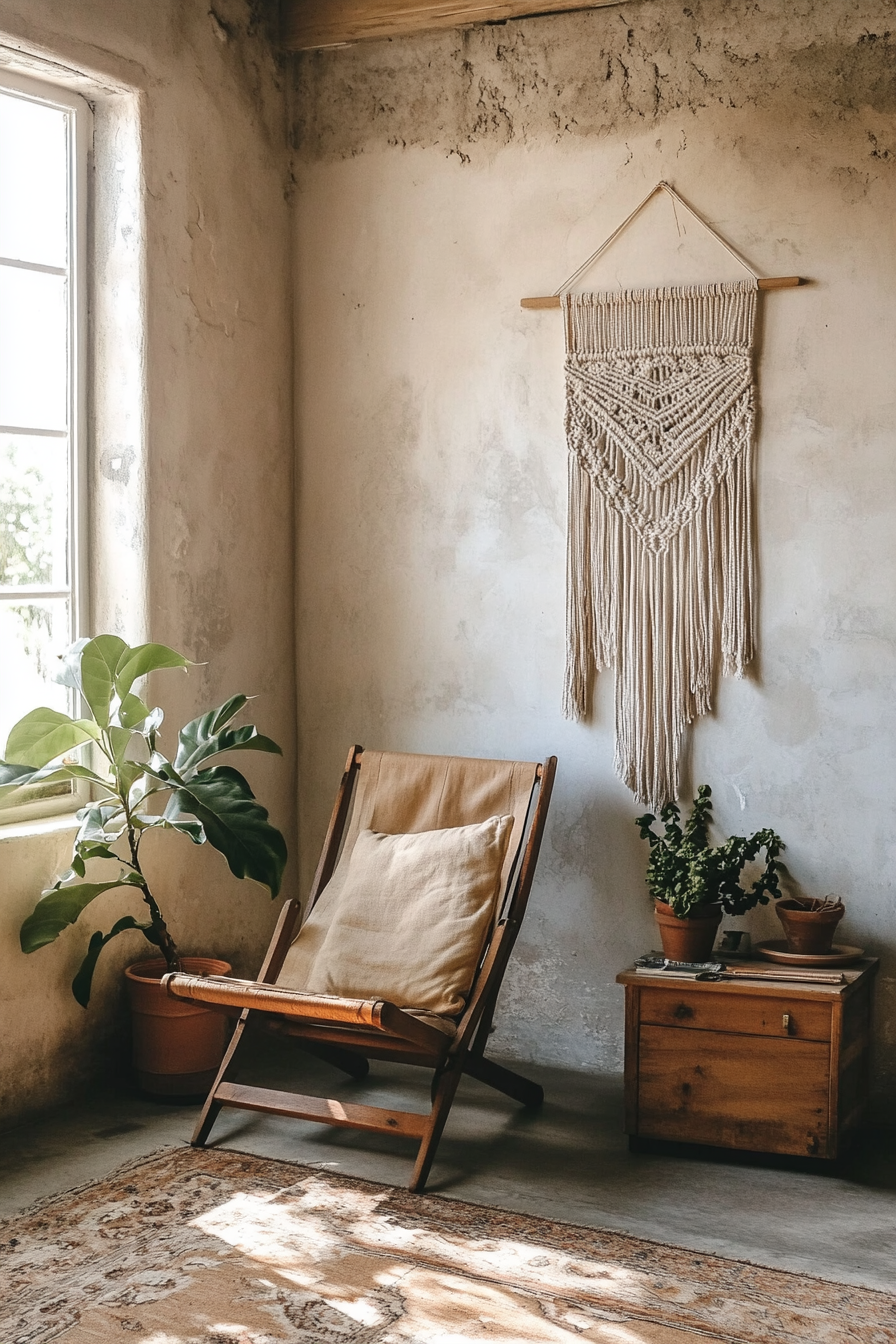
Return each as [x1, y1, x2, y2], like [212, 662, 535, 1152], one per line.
[636, 784, 784, 919]
[1, 635, 287, 1006]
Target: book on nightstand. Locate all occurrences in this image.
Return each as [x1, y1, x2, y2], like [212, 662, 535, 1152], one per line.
[633, 954, 723, 978]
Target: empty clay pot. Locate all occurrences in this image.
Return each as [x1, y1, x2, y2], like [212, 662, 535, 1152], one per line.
[654, 899, 723, 962]
[125, 956, 231, 1097]
[776, 899, 845, 955]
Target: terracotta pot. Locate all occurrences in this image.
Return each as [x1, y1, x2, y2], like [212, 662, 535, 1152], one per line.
[654, 899, 722, 962]
[776, 899, 845, 955]
[125, 956, 231, 1097]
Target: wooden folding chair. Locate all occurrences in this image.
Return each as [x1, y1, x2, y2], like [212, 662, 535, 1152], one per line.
[164, 745, 556, 1191]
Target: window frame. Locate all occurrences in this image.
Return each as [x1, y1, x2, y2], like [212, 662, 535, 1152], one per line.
[0, 68, 91, 822]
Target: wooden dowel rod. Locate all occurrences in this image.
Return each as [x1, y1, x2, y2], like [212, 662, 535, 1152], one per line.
[756, 276, 805, 290]
[520, 277, 804, 309]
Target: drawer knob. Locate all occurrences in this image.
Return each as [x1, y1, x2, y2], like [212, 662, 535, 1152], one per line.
[783, 1012, 793, 1034]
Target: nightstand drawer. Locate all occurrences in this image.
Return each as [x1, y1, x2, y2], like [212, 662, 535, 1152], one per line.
[639, 986, 832, 1041]
[638, 1025, 830, 1156]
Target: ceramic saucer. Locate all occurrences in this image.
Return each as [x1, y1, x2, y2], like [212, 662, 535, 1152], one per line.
[755, 940, 865, 968]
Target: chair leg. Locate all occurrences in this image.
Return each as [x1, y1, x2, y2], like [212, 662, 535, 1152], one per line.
[192, 1016, 250, 1147]
[463, 1054, 544, 1108]
[409, 1062, 463, 1193]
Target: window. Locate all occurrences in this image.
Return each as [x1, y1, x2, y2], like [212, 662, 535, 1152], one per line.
[0, 71, 89, 812]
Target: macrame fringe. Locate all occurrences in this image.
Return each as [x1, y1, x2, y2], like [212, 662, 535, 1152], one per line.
[562, 282, 757, 810]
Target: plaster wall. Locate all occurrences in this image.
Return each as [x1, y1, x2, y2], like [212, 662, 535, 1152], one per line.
[292, 1, 896, 1101]
[0, 0, 295, 1125]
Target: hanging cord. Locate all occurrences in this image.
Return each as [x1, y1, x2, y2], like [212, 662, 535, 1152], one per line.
[553, 181, 761, 296]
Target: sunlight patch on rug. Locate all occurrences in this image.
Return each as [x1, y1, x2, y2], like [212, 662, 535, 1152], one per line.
[190, 1186, 653, 1341]
[2, 1147, 894, 1343]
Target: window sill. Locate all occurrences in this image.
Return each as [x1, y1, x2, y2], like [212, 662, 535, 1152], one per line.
[0, 812, 80, 843]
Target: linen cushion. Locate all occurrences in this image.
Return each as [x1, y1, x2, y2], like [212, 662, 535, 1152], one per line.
[287, 814, 513, 1018]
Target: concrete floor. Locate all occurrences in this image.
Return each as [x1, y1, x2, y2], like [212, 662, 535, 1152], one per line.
[2, 1038, 895, 1294]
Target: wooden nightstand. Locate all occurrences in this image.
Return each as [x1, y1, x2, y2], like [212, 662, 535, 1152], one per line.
[616, 959, 878, 1159]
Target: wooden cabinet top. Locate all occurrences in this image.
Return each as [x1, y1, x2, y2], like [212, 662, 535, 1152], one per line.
[617, 958, 878, 1002]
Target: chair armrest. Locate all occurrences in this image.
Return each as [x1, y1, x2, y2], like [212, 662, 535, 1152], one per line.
[162, 972, 450, 1052]
[163, 973, 384, 1026]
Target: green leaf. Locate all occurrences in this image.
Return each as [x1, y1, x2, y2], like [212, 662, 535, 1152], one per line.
[108, 725, 135, 764]
[53, 636, 90, 693]
[117, 761, 145, 798]
[4, 708, 98, 767]
[72, 916, 152, 1008]
[80, 635, 129, 727]
[210, 694, 249, 733]
[76, 802, 125, 844]
[174, 701, 282, 780]
[20, 876, 142, 953]
[0, 760, 113, 809]
[165, 817, 205, 844]
[76, 839, 123, 864]
[114, 642, 192, 701]
[0, 761, 39, 790]
[164, 764, 286, 897]
[137, 814, 206, 845]
[57, 762, 112, 787]
[145, 753, 174, 780]
[117, 693, 151, 729]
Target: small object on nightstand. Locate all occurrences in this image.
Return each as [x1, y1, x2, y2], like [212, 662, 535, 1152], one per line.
[718, 929, 751, 956]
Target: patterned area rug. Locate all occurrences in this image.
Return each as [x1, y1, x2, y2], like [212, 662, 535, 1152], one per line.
[2, 1147, 893, 1343]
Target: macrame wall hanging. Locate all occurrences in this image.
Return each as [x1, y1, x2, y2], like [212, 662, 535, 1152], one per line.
[521, 182, 804, 811]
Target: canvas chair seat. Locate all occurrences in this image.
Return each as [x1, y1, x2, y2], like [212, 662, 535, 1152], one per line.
[401, 1009, 457, 1035]
[165, 746, 556, 1192]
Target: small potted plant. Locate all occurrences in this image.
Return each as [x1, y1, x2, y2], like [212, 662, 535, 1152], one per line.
[636, 786, 784, 961]
[776, 893, 845, 955]
[0, 635, 287, 1095]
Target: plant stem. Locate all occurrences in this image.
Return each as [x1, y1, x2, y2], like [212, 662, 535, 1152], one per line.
[110, 729, 181, 974]
[125, 811, 180, 973]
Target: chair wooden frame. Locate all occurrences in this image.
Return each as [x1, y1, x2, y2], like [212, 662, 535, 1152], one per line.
[165, 745, 557, 1191]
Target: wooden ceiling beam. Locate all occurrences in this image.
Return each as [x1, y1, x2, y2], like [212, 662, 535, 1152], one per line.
[281, 0, 625, 52]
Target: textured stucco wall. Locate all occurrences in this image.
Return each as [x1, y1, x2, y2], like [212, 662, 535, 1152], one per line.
[0, 0, 295, 1125]
[292, 2, 896, 1100]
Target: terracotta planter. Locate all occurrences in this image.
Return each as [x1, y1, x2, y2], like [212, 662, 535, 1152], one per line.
[776, 899, 845, 955]
[125, 956, 231, 1097]
[654, 899, 722, 962]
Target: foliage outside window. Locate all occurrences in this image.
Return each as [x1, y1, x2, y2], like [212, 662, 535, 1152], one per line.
[0, 72, 89, 815]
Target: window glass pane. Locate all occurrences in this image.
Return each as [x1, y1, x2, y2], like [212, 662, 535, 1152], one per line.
[0, 597, 71, 753]
[0, 267, 67, 430]
[0, 435, 69, 588]
[0, 92, 68, 268]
